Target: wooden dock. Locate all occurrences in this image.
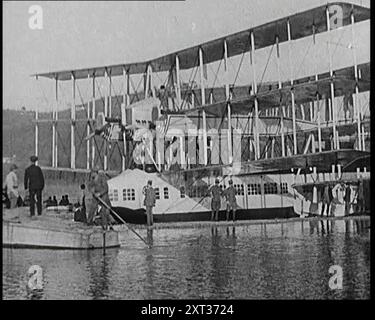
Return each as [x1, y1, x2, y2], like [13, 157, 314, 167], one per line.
[3, 207, 120, 249]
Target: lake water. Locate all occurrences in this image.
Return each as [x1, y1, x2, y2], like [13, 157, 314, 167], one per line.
[2, 218, 370, 299]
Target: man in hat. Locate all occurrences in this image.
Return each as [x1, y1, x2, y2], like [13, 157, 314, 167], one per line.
[24, 156, 45, 217]
[143, 180, 156, 226]
[4, 164, 19, 209]
[86, 166, 113, 230]
[223, 179, 237, 221]
[209, 178, 222, 221]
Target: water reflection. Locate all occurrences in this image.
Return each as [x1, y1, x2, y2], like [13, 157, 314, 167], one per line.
[3, 218, 370, 300]
[87, 252, 110, 299]
[146, 228, 154, 247]
[27, 288, 44, 300]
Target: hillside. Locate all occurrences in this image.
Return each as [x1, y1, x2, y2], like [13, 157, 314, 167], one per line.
[3, 94, 128, 175]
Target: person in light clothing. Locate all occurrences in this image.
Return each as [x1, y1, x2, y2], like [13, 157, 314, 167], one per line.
[4, 164, 19, 208]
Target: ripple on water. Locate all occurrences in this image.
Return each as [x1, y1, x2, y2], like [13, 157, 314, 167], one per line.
[2, 218, 370, 299]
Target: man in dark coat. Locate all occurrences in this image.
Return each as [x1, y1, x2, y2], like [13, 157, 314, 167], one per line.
[24, 155, 45, 217]
[209, 178, 222, 221]
[143, 180, 156, 226]
[344, 184, 351, 216]
[223, 179, 237, 221]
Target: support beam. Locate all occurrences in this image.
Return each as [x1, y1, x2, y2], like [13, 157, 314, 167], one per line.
[122, 67, 129, 171]
[287, 19, 297, 155]
[316, 94, 322, 153]
[199, 47, 208, 165]
[312, 24, 322, 153]
[353, 85, 362, 151]
[175, 55, 181, 109]
[276, 35, 285, 157]
[350, 7, 362, 151]
[250, 31, 260, 160]
[311, 133, 316, 153]
[145, 64, 153, 99]
[109, 72, 112, 117]
[70, 73, 76, 169]
[53, 77, 58, 167]
[326, 6, 338, 150]
[86, 75, 90, 170]
[91, 75, 96, 169]
[291, 91, 297, 155]
[361, 123, 365, 151]
[104, 69, 108, 171]
[35, 104, 39, 161]
[149, 65, 155, 98]
[224, 39, 233, 163]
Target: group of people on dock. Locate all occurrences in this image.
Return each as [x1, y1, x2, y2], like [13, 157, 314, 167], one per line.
[209, 178, 237, 222]
[3, 156, 45, 216]
[3, 155, 367, 229]
[2, 156, 115, 231]
[318, 180, 366, 217]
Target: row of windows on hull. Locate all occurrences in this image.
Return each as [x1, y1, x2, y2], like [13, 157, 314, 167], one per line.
[109, 183, 289, 202]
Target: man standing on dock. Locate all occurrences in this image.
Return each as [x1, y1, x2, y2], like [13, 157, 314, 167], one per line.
[143, 180, 156, 226]
[209, 178, 222, 221]
[223, 179, 237, 221]
[344, 184, 352, 216]
[24, 156, 44, 217]
[4, 164, 19, 209]
[320, 184, 333, 217]
[86, 167, 113, 230]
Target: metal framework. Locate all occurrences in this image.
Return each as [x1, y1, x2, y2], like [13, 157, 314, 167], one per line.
[32, 2, 369, 173]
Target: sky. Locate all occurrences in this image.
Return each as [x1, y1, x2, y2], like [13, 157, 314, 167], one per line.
[3, 0, 370, 111]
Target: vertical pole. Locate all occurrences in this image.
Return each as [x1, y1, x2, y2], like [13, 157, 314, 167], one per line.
[326, 6, 338, 150]
[71, 73, 76, 169]
[122, 67, 129, 171]
[361, 122, 365, 151]
[35, 102, 39, 161]
[199, 47, 208, 165]
[313, 24, 322, 153]
[250, 31, 260, 160]
[109, 72, 112, 117]
[52, 79, 55, 167]
[149, 65, 155, 98]
[53, 77, 58, 167]
[351, 7, 362, 151]
[311, 133, 316, 153]
[104, 69, 108, 171]
[276, 35, 285, 157]
[86, 75, 91, 170]
[287, 19, 297, 155]
[91, 74, 96, 169]
[224, 39, 233, 163]
[175, 55, 181, 109]
[316, 94, 322, 153]
[108, 70, 112, 170]
[145, 64, 151, 98]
